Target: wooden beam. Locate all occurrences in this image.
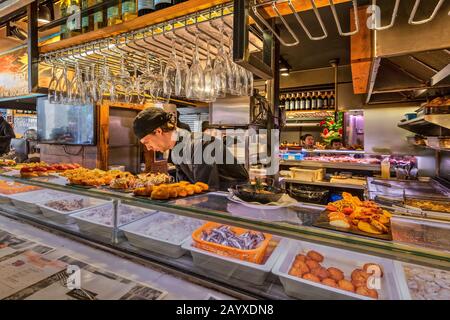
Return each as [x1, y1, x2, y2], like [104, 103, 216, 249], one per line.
[260, 0, 352, 17]
[39, 0, 231, 54]
[97, 103, 109, 170]
[350, 5, 372, 95]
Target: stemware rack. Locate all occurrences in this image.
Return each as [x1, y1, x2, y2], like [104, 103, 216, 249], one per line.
[40, 3, 264, 81]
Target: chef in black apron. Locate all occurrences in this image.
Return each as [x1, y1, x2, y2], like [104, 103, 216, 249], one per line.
[133, 108, 249, 191]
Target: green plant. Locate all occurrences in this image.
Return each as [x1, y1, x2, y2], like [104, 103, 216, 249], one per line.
[320, 112, 344, 144]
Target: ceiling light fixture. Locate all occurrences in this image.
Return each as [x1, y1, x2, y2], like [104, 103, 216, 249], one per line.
[38, 3, 52, 24]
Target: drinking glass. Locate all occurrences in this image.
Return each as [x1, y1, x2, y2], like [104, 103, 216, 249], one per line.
[175, 44, 189, 97]
[47, 62, 58, 103]
[116, 54, 131, 103]
[202, 41, 216, 102]
[57, 63, 70, 104]
[71, 62, 86, 105]
[163, 38, 178, 98]
[186, 36, 205, 100]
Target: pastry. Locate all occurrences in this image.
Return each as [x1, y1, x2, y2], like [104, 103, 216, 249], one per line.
[302, 273, 321, 283]
[351, 269, 370, 287]
[295, 254, 307, 263]
[356, 285, 379, 299]
[289, 267, 303, 277]
[151, 188, 170, 200]
[363, 263, 384, 278]
[307, 250, 324, 262]
[193, 185, 203, 194]
[306, 259, 321, 270]
[357, 221, 383, 235]
[292, 261, 310, 275]
[311, 267, 330, 280]
[195, 182, 209, 191]
[338, 279, 355, 292]
[321, 278, 338, 288]
[327, 267, 345, 281]
[329, 218, 351, 229]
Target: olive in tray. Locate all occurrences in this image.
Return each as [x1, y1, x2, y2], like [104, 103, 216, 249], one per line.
[233, 184, 284, 204]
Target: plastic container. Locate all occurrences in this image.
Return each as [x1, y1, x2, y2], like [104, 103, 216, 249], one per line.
[191, 222, 272, 264]
[404, 113, 417, 121]
[183, 237, 288, 285]
[39, 196, 111, 225]
[71, 204, 155, 239]
[121, 212, 203, 258]
[8, 190, 70, 215]
[390, 216, 450, 252]
[272, 239, 404, 300]
[290, 167, 324, 182]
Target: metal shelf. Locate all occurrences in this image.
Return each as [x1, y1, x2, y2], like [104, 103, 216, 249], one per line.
[398, 114, 450, 136]
[280, 160, 381, 172]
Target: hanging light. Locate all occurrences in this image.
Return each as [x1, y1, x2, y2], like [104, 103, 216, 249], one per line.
[279, 57, 291, 76]
[38, 3, 52, 24]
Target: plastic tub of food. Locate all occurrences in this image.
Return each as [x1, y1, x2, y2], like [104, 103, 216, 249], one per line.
[290, 168, 324, 182]
[39, 196, 111, 225]
[272, 239, 403, 300]
[390, 216, 450, 252]
[71, 204, 155, 239]
[394, 261, 450, 300]
[120, 212, 203, 258]
[8, 189, 70, 214]
[182, 237, 288, 286]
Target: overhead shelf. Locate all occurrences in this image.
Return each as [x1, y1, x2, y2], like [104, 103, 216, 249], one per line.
[39, 0, 231, 54]
[281, 178, 366, 190]
[398, 114, 450, 136]
[280, 160, 381, 172]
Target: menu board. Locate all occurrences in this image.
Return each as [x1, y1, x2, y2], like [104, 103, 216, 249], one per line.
[0, 46, 28, 98]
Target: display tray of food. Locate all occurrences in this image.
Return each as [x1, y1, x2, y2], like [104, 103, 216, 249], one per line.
[390, 216, 450, 252]
[272, 239, 403, 300]
[313, 193, 392, 240]
[38, 196, 112, 225]
[120, 212, 204, 258]
[182, 222, 288, 285]
[19, 163, 81, 178]
[404, 198, 450, 214]
[70, 204, 156, 239]
[0, 159, 16, 167]
[0, 179, 41, 205]
[394, 262, 450, 300]
[133, 181, 209, 200]
[8, 189, 71, 215]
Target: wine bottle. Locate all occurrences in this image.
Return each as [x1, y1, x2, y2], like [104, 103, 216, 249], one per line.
[281, 94, 287, 109]
[289, 93, 296, 111]
[295, 93, 301, 110]
[305, 92, 311, 110]
[317, 91, 324, 109]
[81, 0, 91, 33]
[323, 91, 329, 109]
[138, 0, 155, 15]
[107, 1, 122, 26]
[330, 91, 335, 109]
[173, 0, 187, 4]
[311, 92, 317, 110]
[122, 0, 137, 21]
[91, 0, 106, 31]
[300, 93, 306, 110]
[154, 0, 172, 10]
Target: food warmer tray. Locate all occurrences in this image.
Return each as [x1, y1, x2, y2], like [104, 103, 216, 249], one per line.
[272, 239, 405, 300]
[39, 196, 112, 225]
[313, 210, 392, 241]
[367, 178, 450, 200]
[8, 189, 71, 215]
[120, 212, 204, 258]
[71, 204, 155, 240]
[182, 237, 288, 286]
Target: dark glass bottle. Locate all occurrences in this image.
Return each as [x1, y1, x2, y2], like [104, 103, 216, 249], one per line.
[330, 91, 336, 109]
[311, 91, 317, 110]
[173, 0, 187, 4]
[154, 0, 172, 10]
[294, 93, 301, 110]
[280, 94, 286, 109]
[300, 93, 306, 110]
[323, 91, 329, 109]
[289, 93, 296, 111]
[305, 92, 312, 110]
[317, 91, 324, 109]
[138, 0, 155, 15]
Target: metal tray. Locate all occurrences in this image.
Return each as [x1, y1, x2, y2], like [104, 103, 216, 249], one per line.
[313, 210, 392, 241]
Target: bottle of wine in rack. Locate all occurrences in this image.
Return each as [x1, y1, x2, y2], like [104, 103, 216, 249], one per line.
[154, 0, 172, 10]
[138, 0, 155, 15]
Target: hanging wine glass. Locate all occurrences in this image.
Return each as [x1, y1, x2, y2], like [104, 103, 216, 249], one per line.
[163, 37, 179, 98]
[202, 41, 216, 103]
[186, 35, 205, 100]
[175, 44, 189, 97]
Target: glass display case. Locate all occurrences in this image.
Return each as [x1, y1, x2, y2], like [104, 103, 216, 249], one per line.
[0, 171, 449, 300]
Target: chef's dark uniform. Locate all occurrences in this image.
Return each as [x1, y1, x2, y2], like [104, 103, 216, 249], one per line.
[172, 129, 249, 191]
[0, 117, 15, 155]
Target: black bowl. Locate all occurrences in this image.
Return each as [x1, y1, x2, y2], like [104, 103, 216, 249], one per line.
[234, 184, 284, 204]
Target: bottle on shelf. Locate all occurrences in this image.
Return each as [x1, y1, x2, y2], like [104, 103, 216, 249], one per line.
[61, 0, 82, 38]
[323, 91, 329, 109]
[294, 93, 301, 110]
[280, 94, 286, 109]
[92, 0, 106, 31]
[300, 92, 306, 110]
[311, 91, 317, 110]
[154, 0, 172, 10]
[289, 93, 296, 111]
[173, 0, 187, 4]
[284, 94, 290, 111]
[60, 0, 69, 39]
[138, 0, 155, 16]
[317, 91, 324, 109]
[122, 0, 138, 22]
[305, 92, 311, 110]
[107, 1, 122, 26]
[81, 0, 91, 34]
[329, 91, 336, 109]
